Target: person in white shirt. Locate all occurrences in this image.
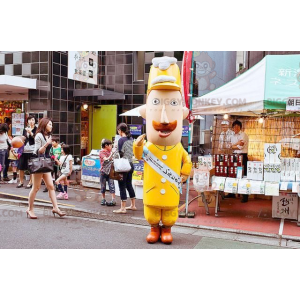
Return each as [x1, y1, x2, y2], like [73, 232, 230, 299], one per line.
[228, 120, 249, 203]
[230, 120, 249, 155]
[54, 144, 73, 200]
[218, 120, 234, 153]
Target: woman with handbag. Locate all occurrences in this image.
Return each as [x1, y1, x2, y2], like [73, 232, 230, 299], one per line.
[113, 123, 136, 214]
[17, 115, 37, 189]
[0, 123, 11, 182]
[27, 117, 66, 219]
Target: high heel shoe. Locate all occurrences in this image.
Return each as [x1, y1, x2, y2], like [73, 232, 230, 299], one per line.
[26, 209, 37, 219]
[52, 209, 66, 218]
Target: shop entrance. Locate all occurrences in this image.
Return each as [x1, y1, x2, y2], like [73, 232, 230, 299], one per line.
[0, 101, 25, 136]
[89, 105, 117, 151]
[80, 104, 117, 155]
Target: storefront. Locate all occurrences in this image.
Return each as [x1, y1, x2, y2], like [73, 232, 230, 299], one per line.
[0, 75, 37, 135]
[191, 55, 300, 226]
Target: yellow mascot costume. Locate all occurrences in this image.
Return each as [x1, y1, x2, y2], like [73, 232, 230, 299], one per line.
[133, 57, 192, 244]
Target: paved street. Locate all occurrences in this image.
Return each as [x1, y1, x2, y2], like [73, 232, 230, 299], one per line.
[0, 203, 285, 249]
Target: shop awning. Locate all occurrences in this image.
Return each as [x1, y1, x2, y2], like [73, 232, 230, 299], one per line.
[120, 106, 141, 117]
[73, 88, 125, 100]
[192, 55, 300, 116]
[0, 75, 37, 101]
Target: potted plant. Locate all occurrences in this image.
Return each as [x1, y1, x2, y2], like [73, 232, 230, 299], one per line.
[24, 170, 31, 181]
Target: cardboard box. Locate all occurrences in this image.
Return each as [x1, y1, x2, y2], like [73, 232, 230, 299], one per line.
[272, 193, 299, 220]
[197, 191, 216, 208]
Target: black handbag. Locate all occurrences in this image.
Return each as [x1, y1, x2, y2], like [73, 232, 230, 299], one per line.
[28, 154, 54, 174]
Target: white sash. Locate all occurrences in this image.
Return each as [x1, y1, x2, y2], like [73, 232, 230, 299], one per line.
[143, 146, 182, 191]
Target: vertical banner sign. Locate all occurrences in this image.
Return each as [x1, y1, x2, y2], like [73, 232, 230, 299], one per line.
[68, 51, 98, 85]
[181, 51, 193, 122]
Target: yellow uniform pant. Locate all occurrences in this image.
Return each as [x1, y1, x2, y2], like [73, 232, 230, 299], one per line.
[144, 205, 178, 227]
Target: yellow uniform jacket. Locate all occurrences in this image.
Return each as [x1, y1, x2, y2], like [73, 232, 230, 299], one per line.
[133, 141, 192, 209]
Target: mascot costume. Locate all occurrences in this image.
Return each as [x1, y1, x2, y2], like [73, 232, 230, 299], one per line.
[133, 57, 192, 244]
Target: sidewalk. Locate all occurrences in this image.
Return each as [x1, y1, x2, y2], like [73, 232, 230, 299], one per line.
[1, 178, 300, 241]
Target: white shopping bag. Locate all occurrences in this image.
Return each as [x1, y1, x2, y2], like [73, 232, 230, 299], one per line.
[113, 153, 131, 172]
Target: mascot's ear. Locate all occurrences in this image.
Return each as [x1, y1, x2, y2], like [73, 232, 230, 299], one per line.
[183, 106, 189, 119]
[139, 105, 146, 119]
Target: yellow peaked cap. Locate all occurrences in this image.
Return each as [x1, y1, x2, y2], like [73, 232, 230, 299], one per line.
[147, 57, 182, 95]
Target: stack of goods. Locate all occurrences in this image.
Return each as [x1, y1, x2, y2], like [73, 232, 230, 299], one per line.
[247, 161, 264, 180]
[214, 154, 243, 177]
[280, 158, 300, 182]
[263, 143, 281, 182]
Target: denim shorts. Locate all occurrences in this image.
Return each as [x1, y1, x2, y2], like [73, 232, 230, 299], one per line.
[10, 160, 18, 168]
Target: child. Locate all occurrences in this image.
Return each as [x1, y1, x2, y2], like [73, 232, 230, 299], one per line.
[99, 139, 116, 206]
[50, 136, 61, 180]
[45, 136, 62, 193]
[8, 146, 22, 184]
[54, 144, 73, 200]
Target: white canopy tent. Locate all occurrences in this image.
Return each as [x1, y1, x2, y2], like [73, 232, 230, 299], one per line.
[192, 55, 300, 116]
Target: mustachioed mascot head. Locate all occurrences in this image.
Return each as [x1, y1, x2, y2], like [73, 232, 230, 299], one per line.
[139, 57, 189, 146]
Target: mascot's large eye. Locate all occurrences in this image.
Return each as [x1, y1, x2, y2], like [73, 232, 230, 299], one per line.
[152, 98, 160, 105]
[203, 63, 208, 69]
[170, 99, 179, 106]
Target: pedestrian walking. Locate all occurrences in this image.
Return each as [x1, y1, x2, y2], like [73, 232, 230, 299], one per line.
[113, 123, 136, 214]
[0, 123, 11, 182]
[54, 144, 73, 200]
[99, 139, 116, 206]
[27, 117, 66, 219]
[17, 115, 37, 189]
[2, 117, 12, 182]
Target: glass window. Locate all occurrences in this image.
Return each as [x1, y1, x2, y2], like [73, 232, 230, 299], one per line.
[53, 63, 60, 75]
[53, 75, 60, 87]
[53, 52, 60, 64]
[61, 65, 67, 77]
[61, 54, 67, 66]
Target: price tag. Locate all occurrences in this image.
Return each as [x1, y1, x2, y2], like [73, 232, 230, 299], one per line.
[292, 182, 299, 193]
[280, 182, 288, 191]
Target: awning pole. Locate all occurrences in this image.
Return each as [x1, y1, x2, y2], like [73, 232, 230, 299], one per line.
[185, 51, 195, 216]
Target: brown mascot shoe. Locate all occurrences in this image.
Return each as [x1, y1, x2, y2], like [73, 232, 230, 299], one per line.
[146, 226, 161, 244]
[161, 227, 173, 244]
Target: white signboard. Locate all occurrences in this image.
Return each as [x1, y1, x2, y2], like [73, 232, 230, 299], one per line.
[193, 169, 210, 192]
[12, 113, 25, 136]
[286, 97, 300, 112]
[68, 51, 98, 85]
[272, 193, 298, 220]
